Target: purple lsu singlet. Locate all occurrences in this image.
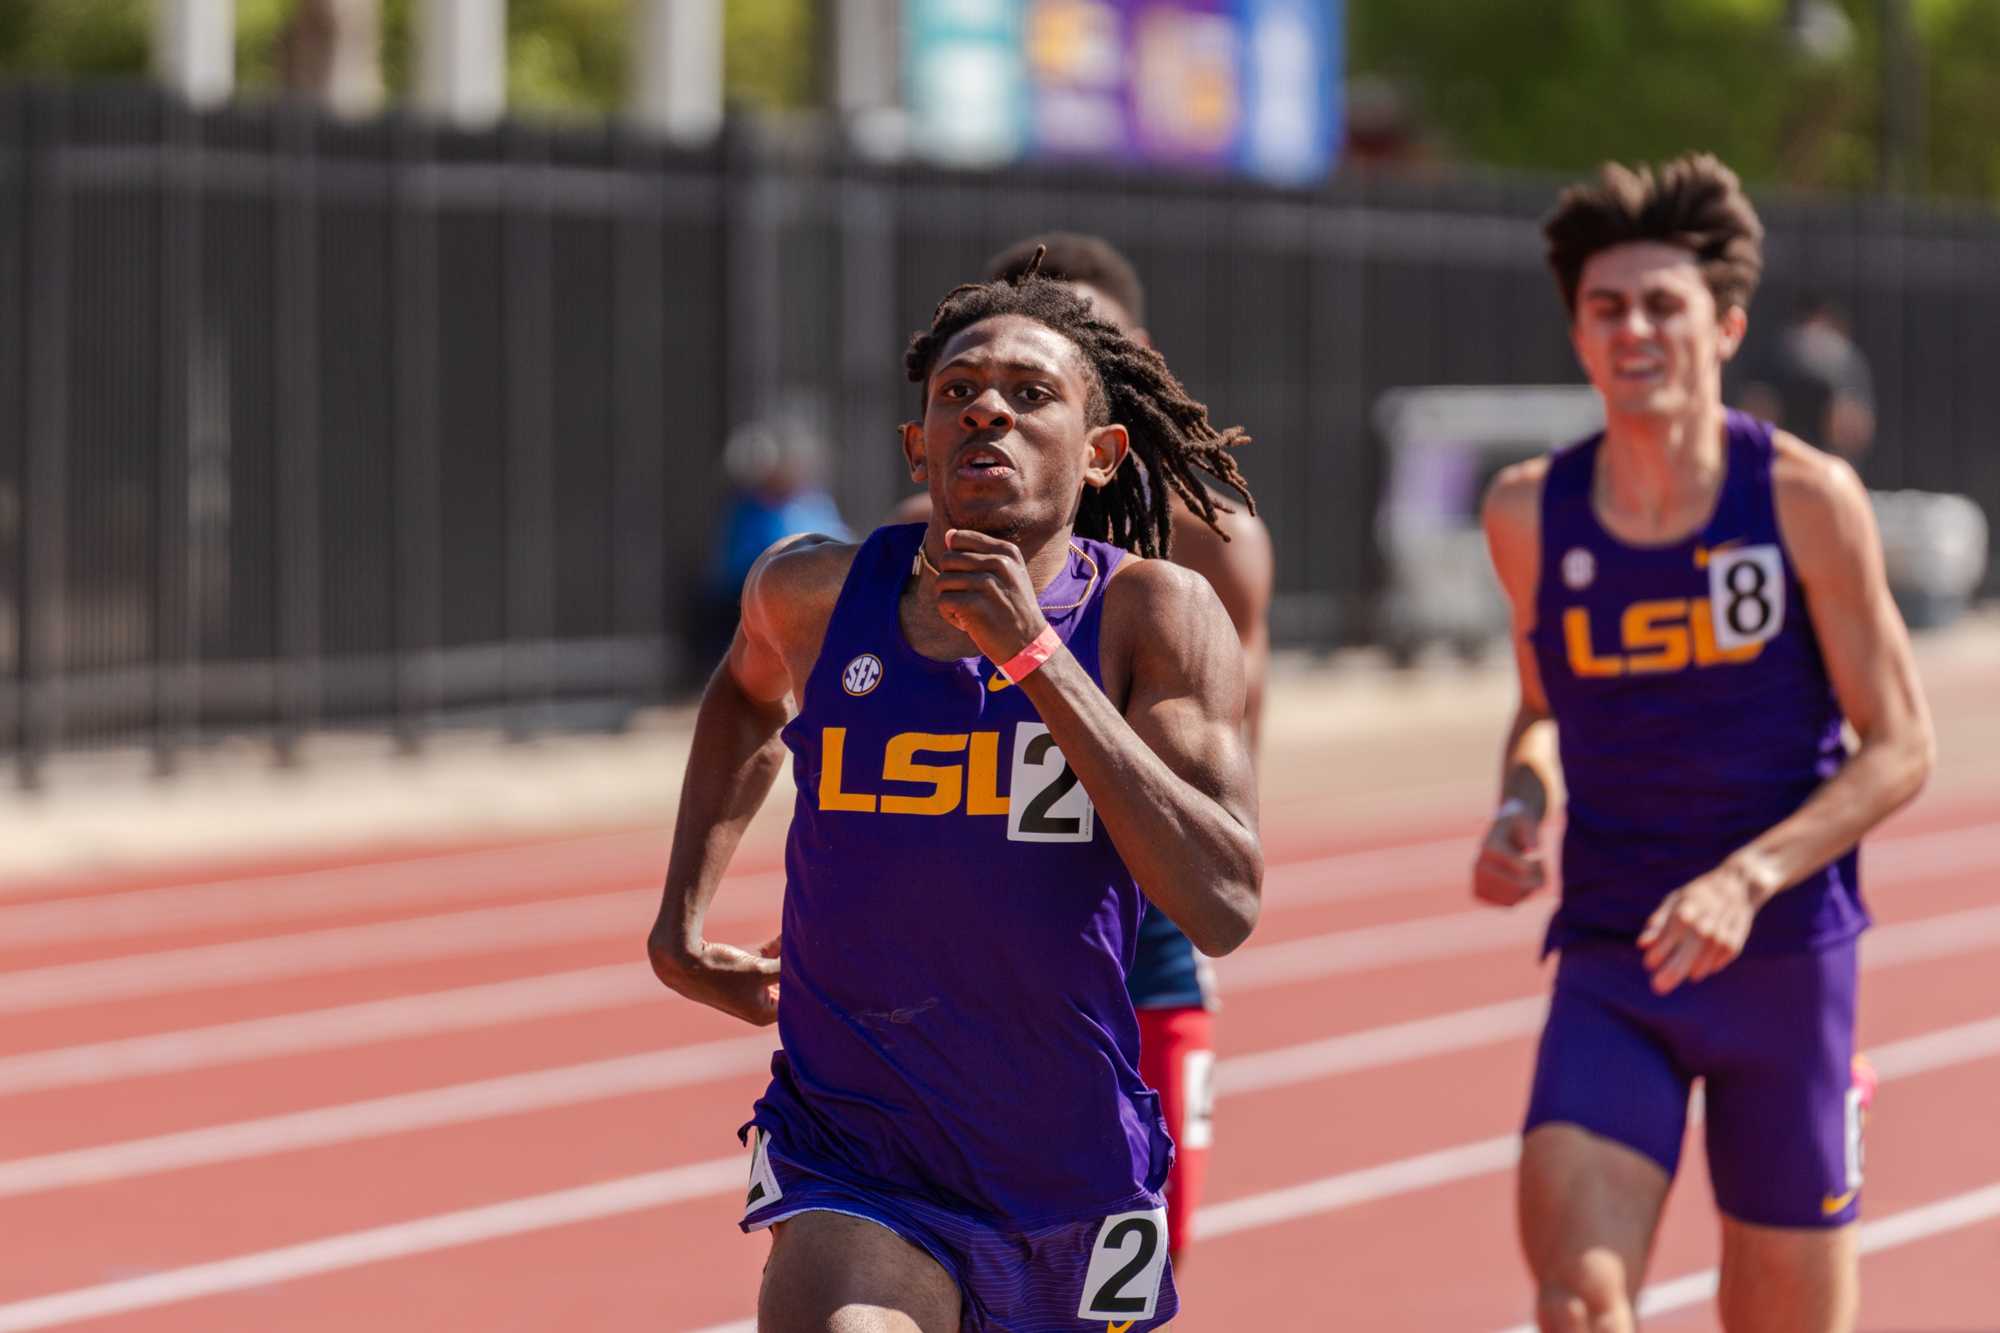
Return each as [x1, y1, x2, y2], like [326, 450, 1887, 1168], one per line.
[747, 523, 1172, 1225]
[1531, 411, 1866, 955]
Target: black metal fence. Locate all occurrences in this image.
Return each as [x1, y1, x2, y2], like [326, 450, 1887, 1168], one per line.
[4, 82, 1998, 785]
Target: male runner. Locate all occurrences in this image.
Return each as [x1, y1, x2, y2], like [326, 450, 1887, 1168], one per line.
[1473, 154, 1934, 1333]
[897, 232, 1275, 1262]
[650, 258, 1263, 1331]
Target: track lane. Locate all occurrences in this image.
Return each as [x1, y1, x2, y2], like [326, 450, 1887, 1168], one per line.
[0, 795, 1994, 1329]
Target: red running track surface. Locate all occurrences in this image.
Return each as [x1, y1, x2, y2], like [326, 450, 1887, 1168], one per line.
[1, 799, 1998, 1332]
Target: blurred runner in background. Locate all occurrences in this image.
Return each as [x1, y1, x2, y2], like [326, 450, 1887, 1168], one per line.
[1474, 154, 1932, 1333]
[1740, 294, 1877, 463]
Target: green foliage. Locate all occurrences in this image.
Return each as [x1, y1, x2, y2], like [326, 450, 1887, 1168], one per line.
[0, 1, 814, 112]
[1923, 0, 2000, 200]
[508, 0, 626, 115]
[0, 1, 1989, 204]
[235, 0, 293, 90]
[1349, 0, 1855, 187]
[0, 0, 148, 78]
[726, 0, 816, 110]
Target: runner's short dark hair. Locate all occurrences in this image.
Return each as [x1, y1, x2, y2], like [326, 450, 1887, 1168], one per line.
[1544, 153, 1765, 317]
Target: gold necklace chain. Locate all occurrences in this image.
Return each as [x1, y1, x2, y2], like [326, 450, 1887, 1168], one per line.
[916, 540, 1101, 615]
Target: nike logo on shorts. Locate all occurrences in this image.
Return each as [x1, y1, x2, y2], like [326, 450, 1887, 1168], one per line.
[1821, 1187, 1859, 1216]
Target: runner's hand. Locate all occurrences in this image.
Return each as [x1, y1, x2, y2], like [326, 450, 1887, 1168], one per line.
[930, 529, 1051, 664]
[650, 934, 781, 1026]
[1639, 866, 1761, 994]
[1473, 806, 1546, 907]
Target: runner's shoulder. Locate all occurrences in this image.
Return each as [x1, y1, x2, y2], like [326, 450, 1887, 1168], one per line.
[1769, 432, 1873, 564]
[1481, 455, 1552, 539]
[742, 533, 861, 648]
[1105, 554, 1229, 630]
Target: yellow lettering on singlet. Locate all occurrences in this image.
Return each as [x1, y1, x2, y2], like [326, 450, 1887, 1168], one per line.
[880, 732, 967, 816]
[817, 728, 877, 813]
[1621, 599, 1692, 674]
[964, 731, 1010, 815]
[1690, 597, 1764, 666]
[1563, 607, 1625, 678]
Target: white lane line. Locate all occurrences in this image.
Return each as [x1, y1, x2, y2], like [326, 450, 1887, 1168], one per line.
[0, 988, 1541, 1198]
[0, 1036, 774, 1199]
[9, 815, 1994, 1019]
[1860, 902, 2000, 968]
[0, 894, 650, 1017]
[5, 1008, 1997, 1330]
[8, 861, 1997, 1108]
[0, 839, 700, 952]
[1865, 1013, 2000, 1078]
[1489, 1180, 2000, 1331]
[0, 839, 1447, 1015]
[0, 825, 665, 905]
[0, 1158, 746, 1333]
[1220, 897, 2000, 997]
[7, 922, 1995, 1208]
[1219, 908, 1549, 990]
[1217, 997, 1549, 1094]
[1199, 1134, 1523, 1239]
[0, 964, 655, 1097]
[0, 826, 1462, 961]
[1200, 1006, 2000, 1248]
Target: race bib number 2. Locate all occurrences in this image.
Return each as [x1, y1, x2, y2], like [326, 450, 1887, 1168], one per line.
[1077, 1207, 1169, 1323]
[743, 1128, 783, 1219]
[1008, 723, 1095, 844]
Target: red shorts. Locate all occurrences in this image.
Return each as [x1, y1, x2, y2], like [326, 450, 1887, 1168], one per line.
[1137, 1005, 1215, 1259]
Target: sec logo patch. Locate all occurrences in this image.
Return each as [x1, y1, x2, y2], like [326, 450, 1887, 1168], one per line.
[842, 653, 884, 696]
[1561, 547, 1596, 591]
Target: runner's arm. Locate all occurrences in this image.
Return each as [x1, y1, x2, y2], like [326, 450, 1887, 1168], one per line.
[1717, 445, 1933, 899]
[646, 536, 842, 1026]
[1030, 560, 1262, 956]
[1167, 503, 1275, 760]
[1475, 461, 1558, 906]
[1642, 445, 1933, 990]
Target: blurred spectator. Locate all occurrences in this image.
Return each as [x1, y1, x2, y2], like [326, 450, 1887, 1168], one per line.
[1741, 295, 1876, 461]
[695, 416, 850, 664]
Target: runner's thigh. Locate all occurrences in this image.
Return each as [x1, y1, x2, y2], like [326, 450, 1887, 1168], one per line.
[760, 1211, 962, 1333]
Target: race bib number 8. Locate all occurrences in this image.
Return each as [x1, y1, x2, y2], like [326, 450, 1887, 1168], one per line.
[1077, 1207, 1169, 1322]
[1707, 544, 1785, 652]
[1008, 722, 1095, 844]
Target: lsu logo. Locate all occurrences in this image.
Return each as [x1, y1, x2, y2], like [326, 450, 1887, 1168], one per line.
[1563, 543, 1784, 678]
[819, 723, 1095, 842]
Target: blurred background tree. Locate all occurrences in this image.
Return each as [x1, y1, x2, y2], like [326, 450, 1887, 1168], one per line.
[0, 0, 1991, 201]
[0, 0, 814, 113]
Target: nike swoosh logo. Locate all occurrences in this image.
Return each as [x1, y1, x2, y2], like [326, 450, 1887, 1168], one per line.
[1822, 1187, 1859, 1216]
[1107, 1323, 1136, 1333]
[1695, 537, 1746, 568]
[988, 671, 1016, 693]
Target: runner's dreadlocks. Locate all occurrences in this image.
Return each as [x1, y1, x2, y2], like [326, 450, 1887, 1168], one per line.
[904, 253, 1254, 560]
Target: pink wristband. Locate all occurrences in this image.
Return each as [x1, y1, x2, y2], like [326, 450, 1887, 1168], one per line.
[995, 626, 1062, 686]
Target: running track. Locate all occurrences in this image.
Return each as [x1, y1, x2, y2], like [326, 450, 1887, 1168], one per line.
[2, 788, 1998, 1329]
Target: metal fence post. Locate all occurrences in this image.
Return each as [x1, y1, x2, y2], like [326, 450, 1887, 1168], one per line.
[153, 98, 201, 778]
[18, 91, 70, 791]
[274, 106, 323, 765]
[502, 127, 555, 739]
[610, 137, 667, 677]
[392, 121, 441, 752]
